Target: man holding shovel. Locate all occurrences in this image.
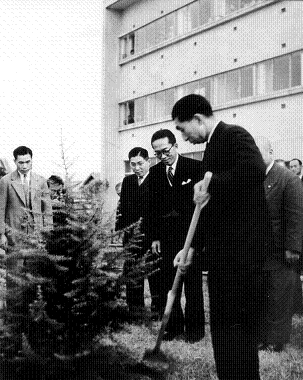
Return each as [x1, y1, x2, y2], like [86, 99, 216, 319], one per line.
[172, 94, 272, 380]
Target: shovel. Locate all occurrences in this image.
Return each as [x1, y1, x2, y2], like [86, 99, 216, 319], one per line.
[142, 171, 212, 371]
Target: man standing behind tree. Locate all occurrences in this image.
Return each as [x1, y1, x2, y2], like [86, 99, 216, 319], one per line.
[289, 158, 303, 180]
[0, 145, 53, 249]
[172, 94, 272, 379]
[149, 129, 205, 343]
[115, 147, 159, 318]
[255, 137, 303, 352]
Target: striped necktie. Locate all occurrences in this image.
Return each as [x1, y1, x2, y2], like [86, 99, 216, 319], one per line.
[167, 166, 174, 185]
[23, 173, 29, 207]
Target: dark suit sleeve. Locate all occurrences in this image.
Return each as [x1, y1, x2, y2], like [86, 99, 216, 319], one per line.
[208, 127, 266, 197]
[284, 175, 303, 253]
[115, 177, 127, 231]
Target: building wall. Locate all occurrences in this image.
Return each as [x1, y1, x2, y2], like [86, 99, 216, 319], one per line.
[104, 0, 303, 211]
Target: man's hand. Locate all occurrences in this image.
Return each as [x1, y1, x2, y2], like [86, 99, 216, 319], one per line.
[0, 234, 7, 250]
[193, 172, 212, 204]
[285, 250, 300, 264]
[151, 240, 161, 254]
[173, 247, 195, 275]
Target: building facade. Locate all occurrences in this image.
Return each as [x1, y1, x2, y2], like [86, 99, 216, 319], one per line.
[103, 0, 303, 210]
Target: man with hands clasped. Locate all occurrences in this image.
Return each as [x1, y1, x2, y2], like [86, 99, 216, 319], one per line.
[172, 94, 272, 380]
[149, 129, 205, 343]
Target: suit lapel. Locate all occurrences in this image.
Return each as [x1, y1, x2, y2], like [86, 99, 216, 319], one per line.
[11, 170, 26, 206]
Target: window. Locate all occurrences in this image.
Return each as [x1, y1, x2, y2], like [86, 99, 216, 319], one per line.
[256, 60, 273, 95]
[165, 12, 176, 40]
[155, 17, 166, 46]
[182, 151, 204, 161]
[273, 55, 290, 91]
[136, 28, 145, 55]
[226, 0, 239, 14]
[240, 66, 254, 98]
[199, 0, 213, 26]
[146, 94, 155, 122]
[164, 88, 175, 118]
[215, 74, 226, 105]
[176, 6, 188, 36]
[135, 97, 146, 123]
[120, 101, 135, 126]
[188, 1, 200, 31]
[291, 52, 302, 87]
[226, 70, 240, 101]
[145, 22, 156, 49]
[124, 161, 131, 174]
[155, 91, 165, 120]
[129, 33, 135, 55]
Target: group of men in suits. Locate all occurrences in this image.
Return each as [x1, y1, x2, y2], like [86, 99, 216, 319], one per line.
[116, 93, 303, 379]
[255, 137, 303, 353]
[116, 134, 205, 343]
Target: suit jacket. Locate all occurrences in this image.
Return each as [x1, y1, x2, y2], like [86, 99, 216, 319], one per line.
[193, 121, 272, 268]
[264, 162, 303, 269]
[115, 173, 151, 244]
[0, 170, 53, 242]
[149, 155, 202, 246]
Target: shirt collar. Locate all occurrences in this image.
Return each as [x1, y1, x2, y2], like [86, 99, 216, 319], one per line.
[166, 154, 179, 172]
[207, 121, 221, 144]
[266, 160, 275, 175]
[138, 171, 149, 184]
[18, 170, 31, 182]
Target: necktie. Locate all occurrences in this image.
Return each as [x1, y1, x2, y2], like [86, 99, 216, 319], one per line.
[23, 174, 29, 206]
[167, 166, 174, 185]
[138, 176, 143, 186]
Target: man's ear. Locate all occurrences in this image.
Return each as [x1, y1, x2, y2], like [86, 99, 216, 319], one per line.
[193, 113, 204, 124]
[175, 143, 178, 149]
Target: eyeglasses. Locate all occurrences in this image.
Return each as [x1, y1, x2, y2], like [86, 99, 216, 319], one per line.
[154, 144, 174, 158]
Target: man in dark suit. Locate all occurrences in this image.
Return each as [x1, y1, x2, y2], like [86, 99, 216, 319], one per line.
[289, 157, 303, 315]
[115, 147, 158, 316]
[255, 137, 303, 352]
[289, 158, 303, 180]
[149, 129, 205, 343]
[172, 94, 272, 380]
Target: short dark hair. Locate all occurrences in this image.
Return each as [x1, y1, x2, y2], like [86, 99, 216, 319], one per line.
[13, 146, 33, 160]
[128, 147, 149, 160]
[171, 94, 213, 122]
[151, 129, 176, 145]
[47, 175, 64, 187]
[290, 158, 302, 166]
[0, 167, 7, 178]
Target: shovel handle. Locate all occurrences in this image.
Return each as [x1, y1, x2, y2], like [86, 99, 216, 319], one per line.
[178, 171, 212, 267]
[152, 171, 212, 352]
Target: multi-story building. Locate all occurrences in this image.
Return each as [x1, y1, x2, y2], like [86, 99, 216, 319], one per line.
[103, 0, 303, 210]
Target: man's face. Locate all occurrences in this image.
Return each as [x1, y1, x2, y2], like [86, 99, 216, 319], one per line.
[174, 116, 207, 144]
[152, 137, 178, 166]
[129, 155, 150, 178]
[15, 154, 32, 175]
[289, 160, 302, 176]
[49, 181, 63, 200]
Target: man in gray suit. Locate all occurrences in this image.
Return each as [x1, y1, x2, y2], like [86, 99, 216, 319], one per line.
[0, 145, 53, 249]
[256, 137, 303, 352]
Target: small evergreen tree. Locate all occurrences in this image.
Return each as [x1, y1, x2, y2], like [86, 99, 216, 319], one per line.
[0, 180, 143, 368]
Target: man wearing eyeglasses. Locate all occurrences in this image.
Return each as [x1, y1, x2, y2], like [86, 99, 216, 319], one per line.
[149, 129, 205, 343]
[116, 147, 159, 320]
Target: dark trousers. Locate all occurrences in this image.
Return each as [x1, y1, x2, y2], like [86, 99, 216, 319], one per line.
[293, 268, 303, 315]
[158, 238, 205, 335]
[208, 267, 264, 380]
[123, 243, 160, 311]
[261, 266, 297, 345]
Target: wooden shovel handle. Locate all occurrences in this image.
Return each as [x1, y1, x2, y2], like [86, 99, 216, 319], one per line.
[170, 171, 212, 293]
